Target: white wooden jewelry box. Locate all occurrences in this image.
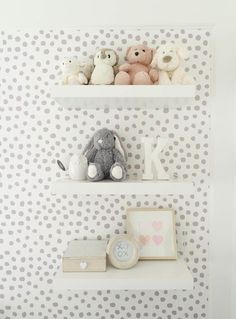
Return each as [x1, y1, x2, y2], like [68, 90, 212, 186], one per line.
[63, 239, 107, 272]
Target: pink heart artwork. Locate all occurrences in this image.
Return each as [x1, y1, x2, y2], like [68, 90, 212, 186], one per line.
[139, 235, 150, 245]
[152, 220, 162, 232]
[152, 235, 164, 246]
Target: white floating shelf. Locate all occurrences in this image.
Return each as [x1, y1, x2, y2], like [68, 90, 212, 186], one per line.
[51, 179, 194, 195]
[51, 85, 195, 108]
[53, 259, 193, 290]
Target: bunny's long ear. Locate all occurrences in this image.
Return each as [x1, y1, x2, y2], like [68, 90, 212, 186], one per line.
[112, 131, 127, 160]
[83, 135, 95, 157]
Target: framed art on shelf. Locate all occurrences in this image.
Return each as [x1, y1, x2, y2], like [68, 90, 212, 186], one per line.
[127, 208, 177, 260]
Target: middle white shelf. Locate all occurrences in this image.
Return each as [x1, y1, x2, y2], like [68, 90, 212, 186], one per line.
[51, 179, 194, 195]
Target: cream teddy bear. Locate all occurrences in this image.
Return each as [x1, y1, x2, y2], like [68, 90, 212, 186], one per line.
[151, 44, 194, 85]
[61, 57, 93, 85]
[90, 48, 118, 85]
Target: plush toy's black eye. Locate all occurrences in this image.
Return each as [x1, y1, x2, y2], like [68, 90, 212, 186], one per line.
[114, 136, 116, 140]
[142, 49, 145, 52]
[108, 54, 110, 58]
[69, 60, 71, 63]
[62, 62, 64, 65]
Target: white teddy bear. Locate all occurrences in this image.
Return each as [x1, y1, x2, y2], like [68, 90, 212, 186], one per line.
[61, 57, 93, 85]
[90, 48, 118, 85]
[151, 44, 194, 85]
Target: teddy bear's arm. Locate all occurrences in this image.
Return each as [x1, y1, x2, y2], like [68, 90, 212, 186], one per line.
[113, 65, 119, 75]
[78, 72, 88, 85]
[158, 71, 172, 85]
[149, 68, 159, 83]
[80, 63, 93, 80]
[62, 75, 68, 85]
[119, 63, 131, 72]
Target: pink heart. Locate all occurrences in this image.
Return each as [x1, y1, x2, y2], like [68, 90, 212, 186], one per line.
[152, 235, 163, 246]
[152, 221, 162, 232]
[139, 235, 150, 245]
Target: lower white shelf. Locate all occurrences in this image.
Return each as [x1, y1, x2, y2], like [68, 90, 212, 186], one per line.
[53, 259, 193, 290]
[51, 179, 194, 195]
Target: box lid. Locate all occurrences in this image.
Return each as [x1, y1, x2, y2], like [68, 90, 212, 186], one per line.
[63, 240, 107, 258]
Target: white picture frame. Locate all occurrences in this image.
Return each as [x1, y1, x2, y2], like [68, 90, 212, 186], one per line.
[127, 208, 177, 260]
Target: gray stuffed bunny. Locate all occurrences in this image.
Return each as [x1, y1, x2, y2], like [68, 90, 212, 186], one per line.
[83, 128, 127, 182]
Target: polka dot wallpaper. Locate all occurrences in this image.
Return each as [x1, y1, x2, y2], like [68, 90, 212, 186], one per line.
[0, 28, 211, 318]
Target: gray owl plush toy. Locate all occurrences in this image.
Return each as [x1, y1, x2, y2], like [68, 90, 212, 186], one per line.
[83, 128, 127, 182]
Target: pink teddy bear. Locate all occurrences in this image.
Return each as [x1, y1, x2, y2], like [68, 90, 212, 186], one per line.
[115, 44, 158, 85]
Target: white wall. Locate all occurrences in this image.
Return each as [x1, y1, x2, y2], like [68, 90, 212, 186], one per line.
[0, 0, 235, 27]
[0, 1, 235, 318]
[232, 91, 236, 318]
[210, 25, 235, 319]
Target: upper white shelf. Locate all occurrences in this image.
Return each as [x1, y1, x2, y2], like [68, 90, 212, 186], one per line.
[51, 85, 196, 109]
[51, 179, 194, 195]
[53, 259, 193, 290]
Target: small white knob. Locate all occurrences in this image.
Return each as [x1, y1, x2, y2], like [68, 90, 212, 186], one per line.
[80, 261, 88, 270]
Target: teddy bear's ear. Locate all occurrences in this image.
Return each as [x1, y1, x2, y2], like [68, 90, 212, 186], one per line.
[150, 48, 156, 59]
[150, 49, 158, 68]
[177, 46, 189, 60]
[126, 46, 132, 56]
[114, 50, 119, 65]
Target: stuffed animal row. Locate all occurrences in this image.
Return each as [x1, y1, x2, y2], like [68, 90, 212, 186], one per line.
[61, 43, 193, 86]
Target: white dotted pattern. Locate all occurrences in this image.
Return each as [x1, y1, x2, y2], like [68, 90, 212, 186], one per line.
[0, 28, 211, 318]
